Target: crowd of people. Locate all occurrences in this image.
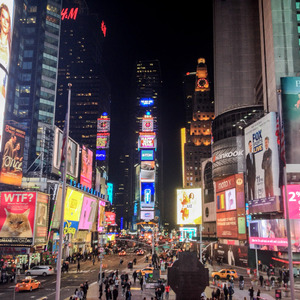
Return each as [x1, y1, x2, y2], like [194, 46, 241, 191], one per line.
[69, 281, 89, 300]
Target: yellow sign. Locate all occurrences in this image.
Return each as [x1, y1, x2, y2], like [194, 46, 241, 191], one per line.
[63, 220, 76, 235]
[64, 188, 84, 221]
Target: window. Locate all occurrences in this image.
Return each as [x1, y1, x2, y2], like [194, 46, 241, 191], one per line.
[22, 61, 32, 69]
[24, 50, 33, 57]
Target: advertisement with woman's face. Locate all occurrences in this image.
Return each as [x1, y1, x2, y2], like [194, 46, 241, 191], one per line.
[0, 1, 14, 149]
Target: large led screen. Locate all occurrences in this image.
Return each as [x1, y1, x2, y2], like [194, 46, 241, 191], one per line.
[244, 113, 281, 208]
[96, 133, 110, 149]
[78, 196, 97, 230]
[52, 126, 79, 179]
[0, 191, 36, 245]
[283, 185, 300, 219]
[177, 189, 202, 225]
[34, 192, 49, 245]
[140, 161, 155, 181]
[97, 199, 105, 232]
[97, 117, 110, 132]
[249, 219, 300, 252]
[64, 188, 84, 222]
[80, 145, 93, 189]
[139, 134, 156, 149]
[140, 182, 155, 209]
[0, 124, 25, 186]
[0, 1, 15, 149]
[140, 149, 154, 161]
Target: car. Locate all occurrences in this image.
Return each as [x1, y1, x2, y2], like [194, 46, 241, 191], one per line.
[136, 267, 155, 276]
[211, 269, 238, 280]
[136, 250, 144, 255]
[15, 277, 41, 292]
[118, 250, 126, 256]
[25, 265, 54, 277]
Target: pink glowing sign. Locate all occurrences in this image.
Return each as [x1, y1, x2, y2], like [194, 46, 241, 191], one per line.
[78, 196, 97, 230]
[283, 185, 300, 219]
[61, 8, 78, 20]
[97, 199, 105, 232]
[101, 21, 107, 37]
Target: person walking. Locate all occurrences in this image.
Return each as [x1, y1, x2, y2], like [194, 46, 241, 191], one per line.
[105, 287, 112, 300]
[140, 276, 144, 291]
[77, 260, 81, 272]
[259, 275, 264, 287]
[223, 284, 228, 300]
[248, 286, 254, 300]
[257, 289, 261, 300]
[133, 270, 137, 283]
[112, 286, 118, 300]
[165, 285, 170, 300]
[125, 287, 132, 300]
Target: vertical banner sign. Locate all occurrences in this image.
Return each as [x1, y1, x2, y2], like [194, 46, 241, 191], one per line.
[98, 199, 105, 232]
[80, 145, 93, 189]
[0, 192, 36, 245]
[0, 124, 25, 186]
[34, 193, 49, 245]
[0, 1, 15, 149]
[281, 77, 300, 171]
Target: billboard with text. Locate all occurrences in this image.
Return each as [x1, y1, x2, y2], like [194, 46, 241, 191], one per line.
[78, 196, 97, 230]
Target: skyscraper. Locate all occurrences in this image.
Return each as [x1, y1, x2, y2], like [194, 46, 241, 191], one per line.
[55, 0, 110, 152]
[6, 0, 62, 172]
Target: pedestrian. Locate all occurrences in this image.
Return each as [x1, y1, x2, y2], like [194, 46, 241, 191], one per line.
[115, 276, 119, 289]
[106, 287, 112, 300]
[228, 285, 234, 300]
[257, 289, 261, 299]
[223, 284, 228, 300]
[160, 283, 165, 299]
[84, 281, 89, 297]
[113, 286, 118, 300]
[125, 287, 132, 300]
[165, 285, 170, 300]
[77, 260, 80, 272]
[140, 276, 144, 291]
[133, 270, 137, 283]
[248, 286, 254, 300]
[259, 275, 264, 287]
[99, 283, 103, 299]
[216, 287, 221, 299]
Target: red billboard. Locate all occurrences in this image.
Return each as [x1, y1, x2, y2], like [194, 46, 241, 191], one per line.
[105, 212, 116, 225]
[216, 210, 238, 239]
[0, 192, 36, 245]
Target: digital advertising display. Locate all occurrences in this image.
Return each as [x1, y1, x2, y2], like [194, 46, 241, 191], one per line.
[78, 196, 97, 230]
[283, 185, 300, 219]
[0, 124, 25, 186]
[139, 134, 156, 149]
[105, 212, 116, 225]
[0, 191, 36, 245]
[140, 161, 155, 181]
[96, 133, 110, 149]
[80, 145, 93, 189]
[140, 182, 155, 209]
[140, 149, 154, 161]
[249, 219, 300, 252]
[179, 227, 197, 242]
[142, 117, 154, 132]
[64, 188, 84, 222]
[34, 193, 49, 245]
[281, 77, 300, 172]
[96, 149, 106, 161]
[244, 113, 281, 208]
[177, 189, 202, 225]
[97, 199, 105, 232]
[107, 182, 113, 204]
[52, 126, 80, 179]
[216, 210, 238, 239]
[0, 0, 15, 150]
[140, 210, 154, 220]
[97, 117, 110, 132]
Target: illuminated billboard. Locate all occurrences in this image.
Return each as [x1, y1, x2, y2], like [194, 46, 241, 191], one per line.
[283, 185, 300, 219]
[140, 98, 154, 107]
[96, 149, 106, 161]
[244, 113, 281, 208]
[107, 183, 113, 204]
[97, 199, 105, 232]
[97, 117, 110, 132]
[281, 77, 300, 173]
[0, 191, 36, 246]
[52, 126, 80, 179]
[0, 124, 25, 186]
[179, 227, 197, 242]
[0, 1, 15, 150]
[140, 210, 154, 220]
[64, 188, 84, 222]
[34, 193, 49, 245]
[140, 161, 155, 181]
[140, 149, 154, 161]
[105, 212, 116, 225]
[142, 117, 154, 132]
[249, 219, 300, 252]
[138, 134, 156, 149]
[80, 145, 93, 189]
[96, 132, 110, 149]
[177, 189, 202, 225]
[140, 182, 155, 209]
[78, 196, 97, 230]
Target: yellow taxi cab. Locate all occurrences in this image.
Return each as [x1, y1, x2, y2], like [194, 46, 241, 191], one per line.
[211, 269, 238, 280]
[118, 250, 126, 256]
[136, 266, 154, 276]
[15, 277, 41, 292]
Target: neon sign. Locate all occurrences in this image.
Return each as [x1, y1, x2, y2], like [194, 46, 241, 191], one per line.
[140, 98, 154, 107]
[101, 21, 107, 37]
[61, 8, 78, 20]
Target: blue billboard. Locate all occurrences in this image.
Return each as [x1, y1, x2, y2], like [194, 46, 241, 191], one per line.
[140, 149, 154, 161]
[96, 150, 106, 161]
[140, 182, 155, 209]
[107, 182, 113, 204]
[140, 98, 154, 107]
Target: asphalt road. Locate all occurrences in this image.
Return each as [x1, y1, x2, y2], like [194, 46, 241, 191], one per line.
[0, 252, 144, 300]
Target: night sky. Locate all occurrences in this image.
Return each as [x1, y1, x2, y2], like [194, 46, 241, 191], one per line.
[86, 1, 213, 225]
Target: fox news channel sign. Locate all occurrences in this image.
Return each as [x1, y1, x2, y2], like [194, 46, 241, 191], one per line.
[212, 136, 245, 180]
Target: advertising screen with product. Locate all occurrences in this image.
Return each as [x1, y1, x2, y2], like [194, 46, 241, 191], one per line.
[0, 191, 36, 245]
[0, 1, 15, 150]
[97, 199, 105, 232]
[80, 145, 93, 189]
[140, 161, 155, 181]
[140, 182, 155, 209]
[64, 188, 84, 221]
[281, 77, 300, 171]
[0, 124, 25, 186]
[244, 113, 281, 212]
[52, 126, 80, 179]
[78, 196, 97, 230]
[177, 189, 202, 225]
[283, 185, 300, 219]
[249, 219, 300, 252]
[34, 193, 49, 245]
